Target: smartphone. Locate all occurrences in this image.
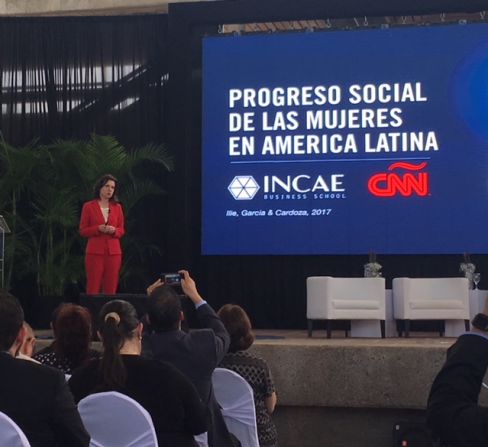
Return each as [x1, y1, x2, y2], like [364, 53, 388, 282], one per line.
[161, 273, 182, 286]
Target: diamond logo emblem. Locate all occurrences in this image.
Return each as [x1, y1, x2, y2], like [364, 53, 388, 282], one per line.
[228, 176, 260, 200]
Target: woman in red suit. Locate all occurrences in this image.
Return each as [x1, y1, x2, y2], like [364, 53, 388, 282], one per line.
[79, 174, 125, 295]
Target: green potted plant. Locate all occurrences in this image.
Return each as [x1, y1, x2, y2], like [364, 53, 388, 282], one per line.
[0, 135, 173, 321]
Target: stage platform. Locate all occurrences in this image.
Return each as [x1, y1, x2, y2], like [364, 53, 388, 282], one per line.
[251, 330, 458, 409]
[34, 329, 475, 446]
[250, 331, 463, 447]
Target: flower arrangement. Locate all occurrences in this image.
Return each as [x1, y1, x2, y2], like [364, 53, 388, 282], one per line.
[460, 253, 476, 289]
[364, 252, 382, 278]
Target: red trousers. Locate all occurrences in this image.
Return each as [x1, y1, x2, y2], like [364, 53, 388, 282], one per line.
[85, 253, 122, 295]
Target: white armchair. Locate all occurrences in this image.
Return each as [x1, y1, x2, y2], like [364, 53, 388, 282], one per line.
[306, 276, 386, 338]
[392, 277, 470, 337]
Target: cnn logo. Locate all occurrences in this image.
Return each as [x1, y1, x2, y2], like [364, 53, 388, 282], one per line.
[368, 162, 429, 197]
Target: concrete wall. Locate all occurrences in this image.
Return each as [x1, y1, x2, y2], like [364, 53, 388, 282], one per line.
[248, 338, 464, 447]
[0, 0, 205, 16]
[250, 338, 454, 409]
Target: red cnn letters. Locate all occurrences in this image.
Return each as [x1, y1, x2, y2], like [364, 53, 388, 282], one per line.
[368, 162, 429, 197]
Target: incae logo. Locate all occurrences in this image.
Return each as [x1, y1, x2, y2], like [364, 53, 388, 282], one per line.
[228, 176, 260, 200]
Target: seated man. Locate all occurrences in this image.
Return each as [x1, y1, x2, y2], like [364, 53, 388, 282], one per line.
[0, 291, 90, 447]
[427, 298, 488, 447]
[144, 270, 238, 447]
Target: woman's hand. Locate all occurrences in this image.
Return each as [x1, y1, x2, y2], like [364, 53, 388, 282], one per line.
[98, 225, 116, 234]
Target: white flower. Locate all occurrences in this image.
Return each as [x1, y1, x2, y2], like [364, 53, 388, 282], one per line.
[364, 262, 382, 278]
[364, 262, 382, 271]
[460, 262, 475, 273]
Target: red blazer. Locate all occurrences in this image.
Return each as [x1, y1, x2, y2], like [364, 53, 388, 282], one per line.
[79, 199, 125, 255]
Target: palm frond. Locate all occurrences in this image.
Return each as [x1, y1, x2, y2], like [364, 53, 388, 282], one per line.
[127, 143, 174, 172]
[4, 133, 174, 296]
[31, 189, 79, 229]
[0, 141, 41, 205]
[119, 180, 166, 215]
[86, 134, 128, 176]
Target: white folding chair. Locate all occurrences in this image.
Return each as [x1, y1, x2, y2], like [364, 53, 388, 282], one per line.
[0, 411, 31, 447]
[194, 431, 209, 447]
[78, 391, 158, 447]
[212, 368, 259, 447]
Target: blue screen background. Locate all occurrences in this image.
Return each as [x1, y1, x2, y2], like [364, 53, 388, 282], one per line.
[202, 24, 488, 255]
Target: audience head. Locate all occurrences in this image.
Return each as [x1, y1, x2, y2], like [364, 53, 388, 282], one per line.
[20, 322, 36, 357]
[93, 174, 118, 201]
[0, 291, 24, 353]
[52, 303, 92, 368]
[98, 300, 142, 387]
[147, 285, 183, 331]
[217, 304, 255, 353]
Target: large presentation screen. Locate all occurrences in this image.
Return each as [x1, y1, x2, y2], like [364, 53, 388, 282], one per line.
[202, 23, 488, 255]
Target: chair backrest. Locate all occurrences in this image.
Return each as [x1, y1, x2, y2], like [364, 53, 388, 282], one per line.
[307, 276, 386, 319]
[194, 431, 209, 447]
[392, 277, 470, 319]
[78, 391, 158, 447]
[212, 368, 259, 447]
[0, 411, 31, 447]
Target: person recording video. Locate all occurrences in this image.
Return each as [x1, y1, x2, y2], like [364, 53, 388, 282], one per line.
[144, 270, 240, 447]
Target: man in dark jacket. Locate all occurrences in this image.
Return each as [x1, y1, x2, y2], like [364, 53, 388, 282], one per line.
[144, 270, 239, 447]
[0, 291, 90, 447]
[427, 301, 488, 447]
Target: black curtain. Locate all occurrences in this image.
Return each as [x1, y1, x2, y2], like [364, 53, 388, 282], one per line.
[0, 15, 168, 147]
[0, 15, 171, 307]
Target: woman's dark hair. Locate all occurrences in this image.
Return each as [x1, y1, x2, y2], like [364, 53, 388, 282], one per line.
[92, 174, 118, 201]
[217, 304, 255, 353]
[52, 304, 92, 369]
[98, 300, 139, 388]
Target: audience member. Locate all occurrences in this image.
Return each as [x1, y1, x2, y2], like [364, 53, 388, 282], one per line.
[69, 299, 207, 447]
[427, 298, 488, 447]
[17, 321, 40, 363]
[0, 290, 89, 447]
[144, 270, 239, 447]
[218, 304, 278, 447]
[34, 303, 99, 374]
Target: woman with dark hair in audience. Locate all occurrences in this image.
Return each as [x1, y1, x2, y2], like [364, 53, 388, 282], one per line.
[34, 303, 99, 374]
[69, 299, 207, 447]
[218, 304, 278, 447]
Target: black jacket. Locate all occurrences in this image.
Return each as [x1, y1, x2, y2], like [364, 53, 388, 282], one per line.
[0, 352, 89, 447]
[69, 354, 207, 447]
[143, 302, 236, 447]
[427, 333, 488, 447]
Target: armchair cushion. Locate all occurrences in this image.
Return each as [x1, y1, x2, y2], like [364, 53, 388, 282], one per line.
[332, 300, 381, 310]
[410, 300, 465, 310]
[307, 276, 386, 320]
[393, 277, 470, 320]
